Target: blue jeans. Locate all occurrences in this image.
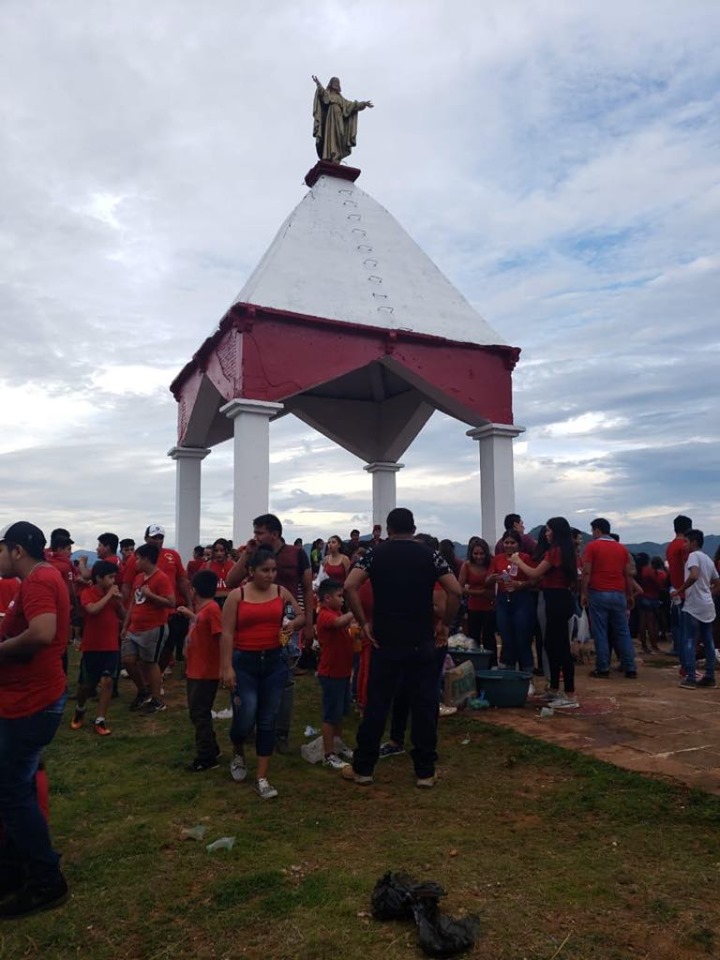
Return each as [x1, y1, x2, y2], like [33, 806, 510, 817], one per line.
[0, 693, 66, 884]
[589, 590, 636, 672]
[495, 592, 534, 671]
[230, 649, 288, 757]
[670, 601, 686, 660]
[682, 612, 715, 681]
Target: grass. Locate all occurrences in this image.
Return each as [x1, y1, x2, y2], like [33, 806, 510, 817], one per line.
[4, 654, 720, 960]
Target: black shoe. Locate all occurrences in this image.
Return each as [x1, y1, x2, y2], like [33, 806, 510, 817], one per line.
[625, 670, 638, 679]
[589, 669, 610, 678]
[0, 863, 26, 900]
[0, 875, 68, 919]
[129, 692, 150, 711]
[189, 758, 219, 772]
[697, 676, 717, 688]
[140, 697, 166, 714]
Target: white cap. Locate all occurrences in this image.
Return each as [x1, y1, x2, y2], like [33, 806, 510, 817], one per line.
[147, 524, 166, 538]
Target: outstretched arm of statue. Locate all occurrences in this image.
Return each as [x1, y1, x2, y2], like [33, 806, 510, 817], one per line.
[311, 74, 324, 91]
[360, 100, 374, 109]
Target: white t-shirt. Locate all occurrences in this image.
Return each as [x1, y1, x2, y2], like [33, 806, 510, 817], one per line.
[683, 551, 718, 623]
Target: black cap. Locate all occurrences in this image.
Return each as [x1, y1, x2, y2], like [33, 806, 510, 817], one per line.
[0, 521, 47, 557]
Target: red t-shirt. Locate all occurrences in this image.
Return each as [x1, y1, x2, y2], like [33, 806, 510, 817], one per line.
[490, 553, 531, 594]
[584, 538, 631, 592]
[204, 559, 234, 594]
[666, 537, 688, 591]
[461, 562, 494, 612]
[542, 546, 574, 590]
[185, 601, 223, 680]
[317, 607, 354, 678]
[0, 564, 70, 719]
[640, 568, 667, 599]
[187, 559, 204, 579]
[233, 588, 284, 651]
[80, 585, 121, 652]
[128, 569, 174, 632]
[0, 578, 20, 615]
[123, 548, 186, 594]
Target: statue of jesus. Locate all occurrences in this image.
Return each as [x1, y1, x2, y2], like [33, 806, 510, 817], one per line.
[312, 75, 374, 163]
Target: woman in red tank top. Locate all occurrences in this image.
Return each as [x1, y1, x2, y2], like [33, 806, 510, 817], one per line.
[322, 536, 350, 583]
[458, 539, 497, 663]
[220, 548, 304, 800]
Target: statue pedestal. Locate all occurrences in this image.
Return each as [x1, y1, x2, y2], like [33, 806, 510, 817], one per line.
[304, 160, 361, 188]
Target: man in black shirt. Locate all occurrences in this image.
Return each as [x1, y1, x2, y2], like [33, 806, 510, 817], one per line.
[343, 508, 461, 788]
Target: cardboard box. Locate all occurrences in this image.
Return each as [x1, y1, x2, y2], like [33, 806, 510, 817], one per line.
[443, 659, 476, 707]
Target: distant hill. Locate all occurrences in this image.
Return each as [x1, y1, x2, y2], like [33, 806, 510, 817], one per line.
[528, 527, 720, 560]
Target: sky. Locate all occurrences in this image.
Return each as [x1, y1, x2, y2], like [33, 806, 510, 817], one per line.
[1, 0, 719, 552]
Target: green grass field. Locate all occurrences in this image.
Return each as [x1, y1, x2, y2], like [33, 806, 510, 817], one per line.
[4, 661, 720, 960]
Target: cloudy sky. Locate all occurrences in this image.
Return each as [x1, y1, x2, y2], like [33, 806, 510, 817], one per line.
[1, 0, 718, 551]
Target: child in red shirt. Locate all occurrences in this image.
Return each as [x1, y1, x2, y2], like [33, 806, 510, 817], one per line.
[178, 570, 223, 771]
[316, 580, 355, 770]
[71, 561, 124, 736]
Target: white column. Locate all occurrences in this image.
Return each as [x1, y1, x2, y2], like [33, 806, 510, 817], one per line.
[221, 399, 284, 544]
[168, 446, 210, 564]
[363, 461, 404, 527]
[466, 423, 525, 546]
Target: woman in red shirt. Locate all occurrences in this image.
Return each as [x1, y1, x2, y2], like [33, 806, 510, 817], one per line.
[322, 536, 350, 583]
[637, 555, 666, 653]
[458, 539, 496, 663]
[488, 530, 535, 673]
[204, 539, 235, 606]
[220, 548, 304, 800]
[512, 517, 578, 705]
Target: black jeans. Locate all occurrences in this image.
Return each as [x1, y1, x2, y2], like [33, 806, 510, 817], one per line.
[186, 679, 219, 763]
[466, 610, 497, 664]
[354, 644, 438, 779]
[389, 646, 447, 746]
[543, 589, 576, 693]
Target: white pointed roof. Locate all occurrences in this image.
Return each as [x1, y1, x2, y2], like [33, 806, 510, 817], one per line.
[233, 172, 503, 346]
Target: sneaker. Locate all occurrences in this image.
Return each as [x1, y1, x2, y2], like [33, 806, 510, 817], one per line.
[341, 765, 373, 785]
[438, 703, 457, 717]
[140, 697, 166, 714]
[322, 753, 348, 770]
[0, 875, 69, 918]
[539, 690, 560, 702]
[589, 669, 610, 678]
[551, 695, 580, 709]
[189, 758, 219, 772]
[129, 692, 150, 711]
[379, 741, 405, 759]
[119, 668, 129, 678]
[416, 775, 437, 789]
[230, 754, 247, 782]
[333, 739, 354, 761]
[527, 683, 536, 697]
[624, 670, 638, 679]
[679, 678, 697, 689]
[70, 709, 85, 730]
[93, 719, 111, 737]
[697, 676, 717, 688]
[254, 777, 278, 800]
[275, 737, 292, 756]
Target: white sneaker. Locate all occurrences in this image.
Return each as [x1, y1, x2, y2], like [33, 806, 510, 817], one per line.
[527, 683, 535, 697]
[333, 738, 354, 761]
[551, 695, 580, 710]
[322, 753, 348, 770]
[230, 754, 247, 782]
[254, 777, 278, 800]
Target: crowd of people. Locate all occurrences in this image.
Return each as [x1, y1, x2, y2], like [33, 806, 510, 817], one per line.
[0, 508, 719, 919]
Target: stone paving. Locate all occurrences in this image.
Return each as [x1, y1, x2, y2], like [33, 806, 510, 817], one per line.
[474, 653, 720, 795]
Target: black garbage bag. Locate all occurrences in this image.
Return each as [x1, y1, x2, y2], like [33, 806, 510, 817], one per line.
[371, 872, 446, 921]
[413, 897, 481, 958]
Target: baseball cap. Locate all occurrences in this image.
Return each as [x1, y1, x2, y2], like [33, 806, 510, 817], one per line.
[147, 524, 166, 538]
[0, 521, 47, 555]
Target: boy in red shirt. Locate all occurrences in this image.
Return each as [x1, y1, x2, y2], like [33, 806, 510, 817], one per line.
[121, 543, 175, 714]
[316, 579, 355, 770]
[71, 561, 124, 736]
[177, 570, 222, 771]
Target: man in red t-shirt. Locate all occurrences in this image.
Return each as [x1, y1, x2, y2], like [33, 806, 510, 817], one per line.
[177, 569, 223, 771]
[186, 546, 205, 580]
[581, 518, 637, 678]
[121, 543, 175, 714]
[0, 521, 70, 917]
[666, 514, 692, 658]
[71, 561, 124, 737]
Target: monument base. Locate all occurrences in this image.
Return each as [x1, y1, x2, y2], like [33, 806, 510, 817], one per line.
[304, 160, 361, 188]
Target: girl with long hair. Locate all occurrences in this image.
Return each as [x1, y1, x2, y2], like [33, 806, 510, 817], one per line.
[458, 539, 496, 662]
[487, 530, 535, 674]
[322, 535, 350, 584]
[512, 517, 578, 707]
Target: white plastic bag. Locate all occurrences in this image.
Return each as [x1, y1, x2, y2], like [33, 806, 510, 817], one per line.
[312, 564, 329, 592]
[576, 610, 591, 645]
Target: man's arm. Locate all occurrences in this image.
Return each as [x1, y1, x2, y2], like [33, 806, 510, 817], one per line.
[225, 544, 254, 590]
[674, 564, 699, 596]
[0, 613, 56, 662]
[301, 567, 313, 648]
[437, 572, 461, 627]
[624, 560, 636, 610]
[580, 561, 592, 607]
[176, 575, 192, 608]
[344, 566, 373, 642]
